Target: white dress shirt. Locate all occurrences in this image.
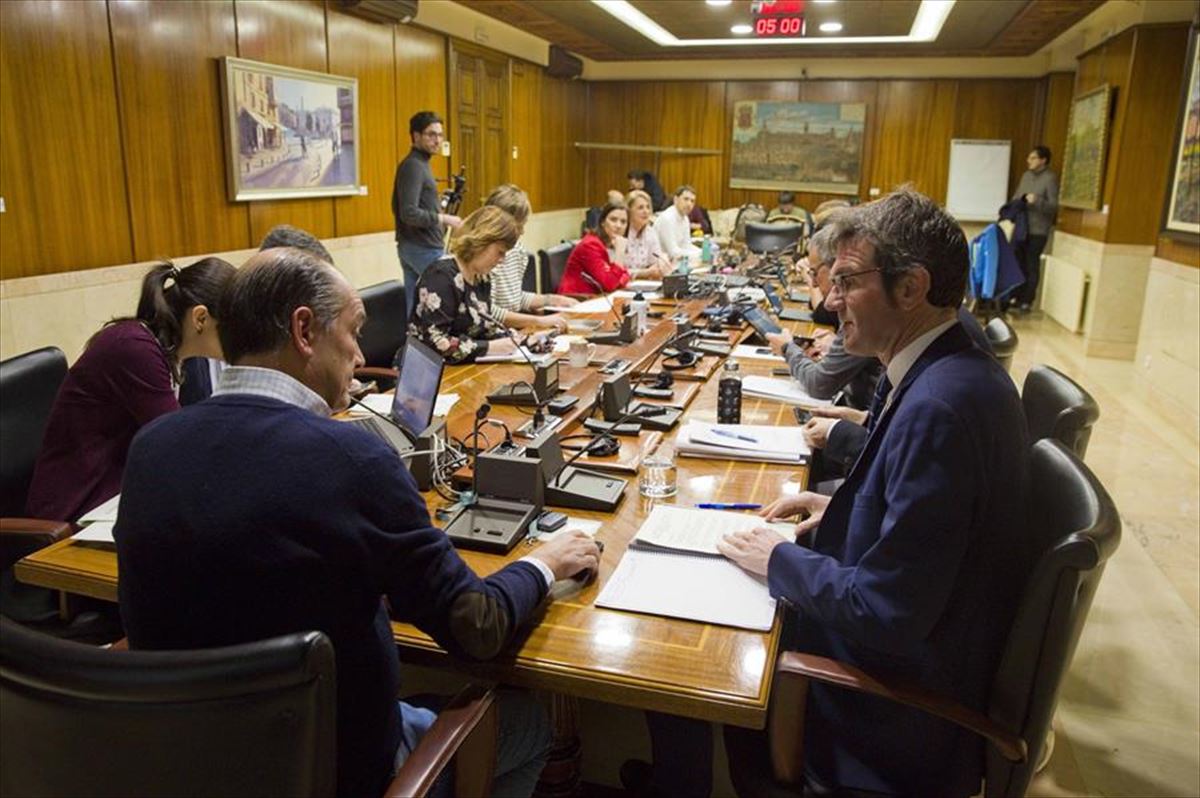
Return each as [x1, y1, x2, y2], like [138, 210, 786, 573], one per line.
[655, 206, 701, 260]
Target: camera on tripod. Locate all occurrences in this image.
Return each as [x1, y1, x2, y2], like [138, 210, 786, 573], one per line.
[441, 166, 467, 215]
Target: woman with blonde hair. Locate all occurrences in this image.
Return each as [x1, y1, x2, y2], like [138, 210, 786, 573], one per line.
[484, 184, 577, 330]
[408, 205, 523, 363]
[624, 189, 670, 274]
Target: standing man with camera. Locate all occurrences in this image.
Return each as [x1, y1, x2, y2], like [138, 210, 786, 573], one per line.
[393, 111, 461, 320]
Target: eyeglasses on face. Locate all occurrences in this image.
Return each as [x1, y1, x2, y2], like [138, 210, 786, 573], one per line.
[828, 267, 887, 295]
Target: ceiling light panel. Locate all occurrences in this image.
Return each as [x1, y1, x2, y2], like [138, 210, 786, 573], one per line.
[590, 0, 956, 46]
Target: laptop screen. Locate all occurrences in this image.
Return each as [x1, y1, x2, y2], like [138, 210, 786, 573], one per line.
[391, 338, 445, 438]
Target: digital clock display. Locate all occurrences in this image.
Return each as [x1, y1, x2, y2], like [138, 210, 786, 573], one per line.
[754, 15, 805, 36]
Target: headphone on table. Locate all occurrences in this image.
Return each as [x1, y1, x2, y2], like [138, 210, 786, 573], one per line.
[662, 350, 700, 370]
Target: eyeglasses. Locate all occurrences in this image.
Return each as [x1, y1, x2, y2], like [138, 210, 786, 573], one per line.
[828, 267, 887, 295]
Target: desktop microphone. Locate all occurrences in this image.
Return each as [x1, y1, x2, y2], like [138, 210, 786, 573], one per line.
[579, 272, 625, 326]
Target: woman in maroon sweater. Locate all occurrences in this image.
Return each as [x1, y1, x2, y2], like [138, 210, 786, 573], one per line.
[557, 203, 666, 295]
[26, 258, 235, 521]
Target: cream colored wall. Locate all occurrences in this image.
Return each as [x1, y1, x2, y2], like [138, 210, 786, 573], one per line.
[414, 0, 549, 65]
[0, 208, 588, 363]
[1135, 257, 1200, 443]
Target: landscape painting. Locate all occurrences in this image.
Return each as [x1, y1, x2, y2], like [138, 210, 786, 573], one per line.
[221, 57, 359, 201]
[1060, 85, 1112, 210]
[1166, 39, 1200, 234]
[730, 101, 865, 195]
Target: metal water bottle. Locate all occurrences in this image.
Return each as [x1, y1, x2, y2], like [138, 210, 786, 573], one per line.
[717, 358, 742, 424]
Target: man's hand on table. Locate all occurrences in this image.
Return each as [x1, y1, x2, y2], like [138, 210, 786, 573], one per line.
[529, 530, 601, 581]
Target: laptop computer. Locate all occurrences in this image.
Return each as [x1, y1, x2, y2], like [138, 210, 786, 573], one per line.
[348, 338, 444, 453]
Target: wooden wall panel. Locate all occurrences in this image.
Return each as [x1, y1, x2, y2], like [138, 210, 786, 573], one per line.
[872, 80, 958, 203]
[541, 75, 587, 211]
[327, 8, 396, 237]
[952, 80, 1039, 195]
[1106, 25, 1190, 244]
[1057, 29, 1135, 241]
[585, 82, 649, 204]
[0, 0, 132, 278]
[235, 0, 335, 244]
[510, 60, 544, 209]
[109, 0, 247, 260]
[1039, 72, 1074, 175]
[394, 24, 449, 194]
[655, 82, 726, 208]
[1157, 235, 1200, 268]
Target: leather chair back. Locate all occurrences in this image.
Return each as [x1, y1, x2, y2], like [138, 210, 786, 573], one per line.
[358, 280, 407, 368]
[745, 222, 803, 255]
[984, 439, 1120, 797]
[1022, 365, 1100, 458]
[521, 252, 543, 294]
[0, 620, 337, 797]
[541, 241, 576, 294]
[984, 317, 1019, 373]
[0, 347, 67, 517]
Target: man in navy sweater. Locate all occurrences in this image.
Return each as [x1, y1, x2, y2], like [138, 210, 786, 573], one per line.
[115, 247, 600, 798]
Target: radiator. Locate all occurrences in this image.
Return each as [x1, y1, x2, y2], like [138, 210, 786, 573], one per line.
[1041, 255, 1089, 333]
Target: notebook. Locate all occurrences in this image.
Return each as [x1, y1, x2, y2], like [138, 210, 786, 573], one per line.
[732, 344, 785, 362]
[595, 506, 793, 631]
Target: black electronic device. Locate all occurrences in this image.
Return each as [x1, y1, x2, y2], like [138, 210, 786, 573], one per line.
[787, 288, 810, 303]
[772, 367, 792, 376]
[583, 418, 642, 436]
[793, 407, 813, 425]
[698, 329, 727, 341]
[525, 430, 627, 513]
[515, 413, 562, 440]
[743, 306, 784, 342]
[763, 284, 785, 315]
[600, 374, 682, 432]
[633, 385, 674, 400]
[536, 510, 568, 532]
[662, 272, 690, 298]
[443, 450, 542, 553]
[793, 335, 815, 349]
[674, 317, 693, 336]
[588, 311, 636, 346]
[546, 395, 579, 415]
[723, 274, 753, 288]
[486, 357, 559, 406]
[779, 308, 814, 322]
[599, 357, 630, 375]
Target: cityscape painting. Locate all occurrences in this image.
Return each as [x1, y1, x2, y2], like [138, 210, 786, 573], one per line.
[1166, 36, 1199, 235]
[220, 57, 359, 201]
[730, 101, 866, 195]
[1060, 84, 1111, 211]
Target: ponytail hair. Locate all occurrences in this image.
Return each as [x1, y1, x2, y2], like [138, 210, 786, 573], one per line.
[99, 257, 236, 378]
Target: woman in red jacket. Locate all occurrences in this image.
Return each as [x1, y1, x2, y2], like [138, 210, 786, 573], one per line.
[557, 202, 665, 295]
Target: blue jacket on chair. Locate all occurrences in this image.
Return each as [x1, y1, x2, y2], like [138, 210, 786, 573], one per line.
[970, 223, 1025, 301]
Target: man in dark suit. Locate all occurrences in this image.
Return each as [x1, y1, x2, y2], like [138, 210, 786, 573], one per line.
[719, 189, 1033, 796]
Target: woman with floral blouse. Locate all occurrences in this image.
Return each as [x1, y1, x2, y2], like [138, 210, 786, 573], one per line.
[407, 206, 521, 364]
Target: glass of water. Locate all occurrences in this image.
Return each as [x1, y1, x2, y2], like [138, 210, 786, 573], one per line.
[639, 445, 678, 498]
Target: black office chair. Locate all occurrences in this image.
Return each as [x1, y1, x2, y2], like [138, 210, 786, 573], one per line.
[745, 222, 803, 256]
[727, 438, 1121, 798]
[355, 280, 407, 390]
[0, 347, 74, 597]
[1022, 365, 1100, 459]
[985, 317, 1019, 374]
[0, 620, 500, 798]
[522, 251, 545, 294]
[541, 241, 576, 295]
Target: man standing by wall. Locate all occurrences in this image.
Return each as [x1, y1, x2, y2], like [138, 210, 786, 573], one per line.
[393, 111, 461, 320]
[1011, 145, 1059, 313]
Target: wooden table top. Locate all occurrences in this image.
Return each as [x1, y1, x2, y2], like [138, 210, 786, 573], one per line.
[15, 293, 820, 729]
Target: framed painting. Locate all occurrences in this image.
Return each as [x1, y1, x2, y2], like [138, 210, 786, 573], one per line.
[1059, 84, 1112, 210]
[1165, 29, 1200, 235]
[220, 57, 360, 202]
[730, 101, 866, 195]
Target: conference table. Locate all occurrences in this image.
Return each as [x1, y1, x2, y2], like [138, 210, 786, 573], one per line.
[15, 288, 820, 733]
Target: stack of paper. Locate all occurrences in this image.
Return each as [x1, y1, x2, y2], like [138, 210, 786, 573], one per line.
[741, 375, 833, 407]
[476, 347, 553, 364]
[558, 297, 617, 314]
[732, 344, 785, 362]
[625, 280, 662, 292]
[76, 494, 121, 545]
[676, 422, 809, 463]
[357, 393, 460, 418]
[595, 506, 793, 631]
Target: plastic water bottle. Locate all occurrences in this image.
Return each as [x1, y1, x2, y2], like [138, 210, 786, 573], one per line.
[701, 235, 714, 268]
[717, 358, 742, 424]
[675, 254, 691, 275]
[630, 292, 648, 335]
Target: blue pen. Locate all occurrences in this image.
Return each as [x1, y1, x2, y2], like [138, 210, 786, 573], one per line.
[696, 502, 762, 511]
[711, 428, 757, 443]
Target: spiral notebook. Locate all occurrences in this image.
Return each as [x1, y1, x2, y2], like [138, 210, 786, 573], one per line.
[595, 506, 792, 631]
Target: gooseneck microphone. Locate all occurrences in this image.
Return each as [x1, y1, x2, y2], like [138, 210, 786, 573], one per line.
[579, 272, 625, 326]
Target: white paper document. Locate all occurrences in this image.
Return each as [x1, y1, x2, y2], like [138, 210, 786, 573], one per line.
[74, 521, 116, 544]
[727, 286, 766, 303]
[625, 280, 663, 292]
[677, 422, 810, 464]
[596, 549, 778, 631]
[476, 347, 549, 364]
[78, 494, 121, 524]
[612, 290, 662, 301]
[732, 344, 785, 362]
[355, 392, 459, 418]
[741, 375, 833, 407]
[631, 505, 793, 556]
[558, 296, 618, 314]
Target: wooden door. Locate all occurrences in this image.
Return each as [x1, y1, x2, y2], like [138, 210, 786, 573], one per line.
[450, 42, 509, 215]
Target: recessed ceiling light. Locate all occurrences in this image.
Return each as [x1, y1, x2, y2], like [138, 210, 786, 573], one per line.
[730, 23, 753, 34]
[813, 0, 837, 4]
[705, 0, 733, 5]
[819, 21, 843, 33]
